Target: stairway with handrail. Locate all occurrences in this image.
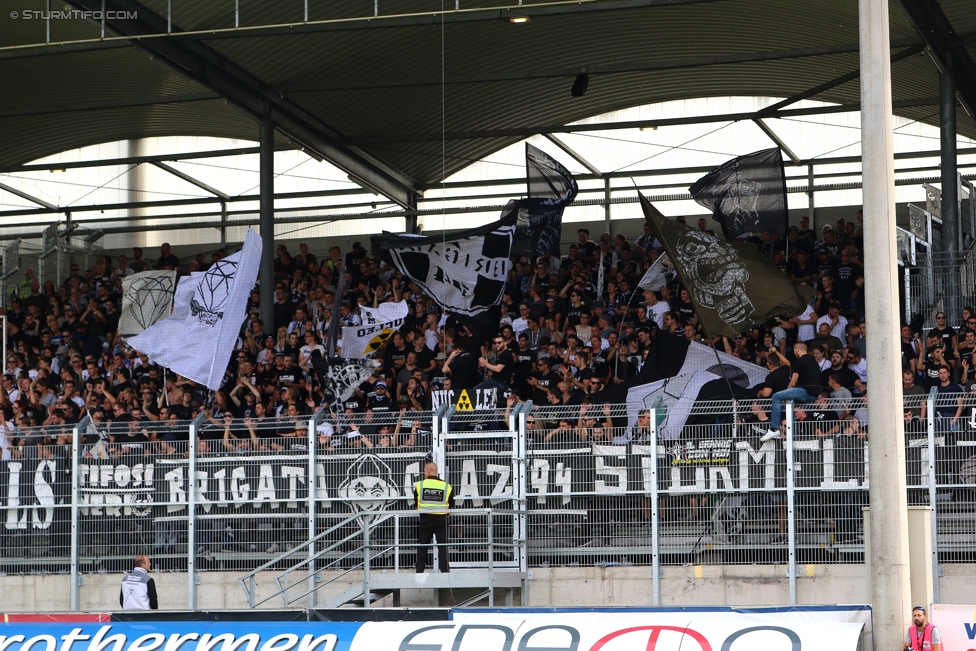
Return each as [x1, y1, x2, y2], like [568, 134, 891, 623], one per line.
[239, 507, 528, 609]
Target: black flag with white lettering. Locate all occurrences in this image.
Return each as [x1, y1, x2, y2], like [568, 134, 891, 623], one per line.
[372, 213, 516, 317]
[689, 147, 788, 241]
[510, 143, 579, 257]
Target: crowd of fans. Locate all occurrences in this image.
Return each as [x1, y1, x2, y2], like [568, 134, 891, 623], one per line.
[1, 211, 975, 461]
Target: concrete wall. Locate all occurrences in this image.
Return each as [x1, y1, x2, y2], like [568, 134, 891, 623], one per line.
[2, 563, 974, 612]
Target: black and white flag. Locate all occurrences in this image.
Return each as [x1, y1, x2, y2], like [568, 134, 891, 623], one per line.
[129, 230, 262, 391]
[509, 143, 579, 257]
[689, 147, 788, 241]
[312, 357, 380, 412]
[637, 253, 674, 292]
[641, 194, 812, 338]
[372, 213, 516, 317]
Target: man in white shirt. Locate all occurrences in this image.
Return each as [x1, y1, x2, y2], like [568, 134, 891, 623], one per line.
[645, 290, 670, 330]
[794, 303, 818, 343]
[845, 348, 868, 385]
[511, 303, 531, 337]
[815, 303, 848, 340]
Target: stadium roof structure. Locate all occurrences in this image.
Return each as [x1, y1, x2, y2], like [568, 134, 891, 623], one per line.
[1, 0, 975, 209]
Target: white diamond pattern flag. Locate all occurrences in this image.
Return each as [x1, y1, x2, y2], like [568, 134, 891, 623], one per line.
[119, 270, 177, 340]
[129, 229, 262, 391]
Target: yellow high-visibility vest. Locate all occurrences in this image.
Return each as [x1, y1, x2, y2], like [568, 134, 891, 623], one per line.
[415, 477, 451, 515]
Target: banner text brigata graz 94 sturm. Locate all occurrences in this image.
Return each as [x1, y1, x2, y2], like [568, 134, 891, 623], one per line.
[0, 608, 870, 651]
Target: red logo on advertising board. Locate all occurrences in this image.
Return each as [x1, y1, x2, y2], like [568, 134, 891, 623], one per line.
[590, 626, 712, 651]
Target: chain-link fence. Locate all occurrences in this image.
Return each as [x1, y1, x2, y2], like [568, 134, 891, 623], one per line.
[2, 396, 975, 608]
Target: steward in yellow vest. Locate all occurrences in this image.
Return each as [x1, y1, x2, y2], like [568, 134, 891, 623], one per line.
[413, 462, 454, 573]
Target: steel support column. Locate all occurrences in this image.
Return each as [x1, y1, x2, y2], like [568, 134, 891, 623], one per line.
[259, 119, 275, 333]
[859, 0, 912, 646]
[940, 58, 960, 322]
[807, 164, 816, 228]
[405, 192, 419, 235]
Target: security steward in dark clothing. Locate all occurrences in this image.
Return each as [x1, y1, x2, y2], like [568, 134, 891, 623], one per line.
[414, 462, 455, 573]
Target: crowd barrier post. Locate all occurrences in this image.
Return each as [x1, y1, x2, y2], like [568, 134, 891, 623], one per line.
[785, 401, 797, 605]
[650, 407, 661, 606]
[925, 396, 939, 603]
[69, 414, 90, 611]
[362, 517, 371, 608]
[307, 410, 324, 608]
[187, 412, 206, 610]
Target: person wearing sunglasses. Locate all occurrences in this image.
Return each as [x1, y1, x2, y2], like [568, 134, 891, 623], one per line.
[905, 605, 941, 651]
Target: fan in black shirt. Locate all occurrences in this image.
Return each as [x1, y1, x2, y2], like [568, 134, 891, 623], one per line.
[443, 341, 481, 392]
[365, 381, 393, 412]
[761, 342, 823, 440]
[528, 357, 560, 405]
[481, 337, 516, 386]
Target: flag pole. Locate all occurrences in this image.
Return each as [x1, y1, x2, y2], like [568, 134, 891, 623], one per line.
[614, 285, 645, 381]
[324, 261, 347, 360]
[630, 181, 741, 404]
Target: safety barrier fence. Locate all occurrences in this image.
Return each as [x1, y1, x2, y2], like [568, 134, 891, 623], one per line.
[0, 395, 973, 608]
[905, 249, 976, 329]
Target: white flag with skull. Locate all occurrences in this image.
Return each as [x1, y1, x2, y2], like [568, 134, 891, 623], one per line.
[128, 230, 262, 391]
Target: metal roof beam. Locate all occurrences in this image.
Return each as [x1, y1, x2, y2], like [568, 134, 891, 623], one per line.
[0, 92, 219, 119]
[68, 0, 422, 208]
[284, 38, 941, 94]
[755, 43, 926, 116]
[0, 182, 59, 211]
[423, 145, 976, 190]
[748, 44, 924, 166]
[752, 119, 802, 165]
[0, 39, 133, 61]
[0, 145, 295, 174]
[151, 162, 230, 200]
[542, 134, 602, 176]
[360, 96, 941, 144]
[7, 168, 976, 242]
[0, 0, 721, 57]
[895, 0, 976, 117]
[4, 143, 973, 222]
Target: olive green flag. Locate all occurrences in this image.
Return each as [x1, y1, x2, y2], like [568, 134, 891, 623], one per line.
[640, 193, 814, 338]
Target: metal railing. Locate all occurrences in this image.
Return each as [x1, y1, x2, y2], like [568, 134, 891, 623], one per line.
[239, 507, 521, 609]
[1, 396, 974, 608]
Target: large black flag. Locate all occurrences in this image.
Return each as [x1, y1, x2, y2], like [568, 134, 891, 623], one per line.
[509, 143, 578, 257]
[689, 147, 788, 240]
[372, 212, 516, 317]
[641, 194, 812, 338]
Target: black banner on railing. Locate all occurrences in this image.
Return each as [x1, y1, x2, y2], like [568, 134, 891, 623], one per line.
[523, 438, 873, 496]
[0, 458, 70, 531]
[2, 437, 973, 529]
